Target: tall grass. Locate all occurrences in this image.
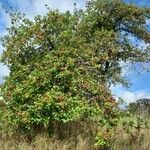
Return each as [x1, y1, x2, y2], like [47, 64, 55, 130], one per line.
[0, 120, 97, 150]
[0, 119, 149, 150]
[0, 134, 92, 150]
[0, 130, 150, 150]
[112, 127, 150, 150]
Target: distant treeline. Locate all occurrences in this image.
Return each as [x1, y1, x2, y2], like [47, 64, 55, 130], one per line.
[129, 99, 150, 117]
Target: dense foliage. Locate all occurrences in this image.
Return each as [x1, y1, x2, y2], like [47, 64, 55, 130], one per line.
[0, 0, 150, 148]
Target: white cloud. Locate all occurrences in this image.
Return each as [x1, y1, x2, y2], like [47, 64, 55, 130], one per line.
[0, 63, 9, 76]
[0, 0, 85, 25]
[9, 0, 85, 20]
[0, 63, 10, 83]
[13, 0, 52, 19]
[111, 85, 150, 104]
[121, 90, 150, 104]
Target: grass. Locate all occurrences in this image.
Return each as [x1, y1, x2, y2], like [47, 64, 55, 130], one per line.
[0, 129, 150, 150]
[112, 127, 150, 150]
[0, 116, 150, 150]
[0, 120, 97, 150]
[0, 133, 94, 150]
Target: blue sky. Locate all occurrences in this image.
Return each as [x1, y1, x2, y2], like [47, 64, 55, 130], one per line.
[0, 0, 150, 103]
[126, 0, 150, 6]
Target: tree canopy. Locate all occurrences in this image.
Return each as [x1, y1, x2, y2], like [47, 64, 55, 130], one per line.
[0, 0, 150, 148]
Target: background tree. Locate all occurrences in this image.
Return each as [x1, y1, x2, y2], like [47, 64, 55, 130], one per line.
[129, 98, 150, 117]
[0, 0, 150, 148]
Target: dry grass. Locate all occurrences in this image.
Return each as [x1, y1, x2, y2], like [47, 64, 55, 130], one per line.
[0, 134, 94, 150]
[112, 128, 150, 150]
[0, 120, 97, 150]
[0, 119, 150, 150]
[0, 129, 150, 150]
